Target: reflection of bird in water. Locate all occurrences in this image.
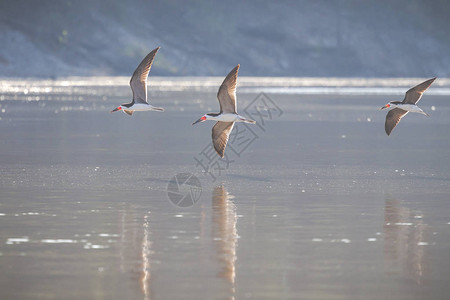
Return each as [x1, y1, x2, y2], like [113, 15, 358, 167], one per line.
[384, 199, 429, 284]
[117, 207, 152, 300]
[141, 215, 152, 300]
[212, 186, 238, 299]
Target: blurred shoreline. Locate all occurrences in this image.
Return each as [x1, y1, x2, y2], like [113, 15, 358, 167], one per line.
[2, 77, 450, 97]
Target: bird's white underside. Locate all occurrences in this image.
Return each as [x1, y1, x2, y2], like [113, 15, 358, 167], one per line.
[207, 113, 250, 122]
[122, 103, 160, 111]
[389, 103, 428, 115]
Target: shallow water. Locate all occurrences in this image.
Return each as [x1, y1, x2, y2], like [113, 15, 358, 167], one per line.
[1, 78, 450, 299]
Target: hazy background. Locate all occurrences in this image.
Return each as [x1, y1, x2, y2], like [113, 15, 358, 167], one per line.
[2, 1, 450, 299]
[1, 0, 450, 78]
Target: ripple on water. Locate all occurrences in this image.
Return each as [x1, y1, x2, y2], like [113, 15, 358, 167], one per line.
[40, 239, 77, 244]
[98, 233, 120, 237]
[6, 237, 29, 244]
[83, 243, 109, 250]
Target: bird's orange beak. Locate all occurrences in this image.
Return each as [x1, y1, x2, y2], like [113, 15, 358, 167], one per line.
[111, 107, 122, 113]
[192, 116, 206, 125]
[380, 104, 390, 110]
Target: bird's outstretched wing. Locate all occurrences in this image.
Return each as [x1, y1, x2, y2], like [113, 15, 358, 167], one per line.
[129, 47, 160, 104]
[212, 121, 235, 157]
[385, 108, 408, 136]
[217, 65, 239, 114]
[402, 77, 436, 104]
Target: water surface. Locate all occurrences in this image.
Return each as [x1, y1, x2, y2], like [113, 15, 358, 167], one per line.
[1, 78, 450, 299]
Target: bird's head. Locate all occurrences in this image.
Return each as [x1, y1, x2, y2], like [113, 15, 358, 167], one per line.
[381, 101, 402, 110]
[192, 114, 208, 125]
[380, 102, 394, 110]
[111, 105, 123, 113]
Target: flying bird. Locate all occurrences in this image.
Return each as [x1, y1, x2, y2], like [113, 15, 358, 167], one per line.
[111, 47, 164, 115]
[192, 64, 256, 157]
[381, 77, 436, 136]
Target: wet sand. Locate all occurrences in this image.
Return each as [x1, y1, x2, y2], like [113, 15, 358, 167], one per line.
[1, 78, 450, 299]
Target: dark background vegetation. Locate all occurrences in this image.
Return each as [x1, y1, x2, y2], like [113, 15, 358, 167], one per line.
[1, 0, 450, 77]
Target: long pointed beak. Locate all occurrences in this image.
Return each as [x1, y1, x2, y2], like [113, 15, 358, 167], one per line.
[380, 105, 389, 110]
[192, 117, 206, 125]
[111, 107, 120, 113]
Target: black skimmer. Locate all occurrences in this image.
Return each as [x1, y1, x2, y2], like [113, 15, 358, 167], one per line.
[111, 47, 164, 116]
[192, 64, 256, 157]
[381, 77, 436, 136]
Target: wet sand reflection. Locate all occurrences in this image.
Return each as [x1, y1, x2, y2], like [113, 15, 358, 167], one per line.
[212, 186, 238, 300]
[117, 206, 152, 300]
[141, 214, 151, 300]
[384, 198, 430, 285]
